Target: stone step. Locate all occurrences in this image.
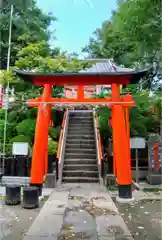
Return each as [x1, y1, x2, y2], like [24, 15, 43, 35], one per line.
[69, 121, 93, 124]
[63, 170, 98, 178]
[67, 133, 94, 137]
[66, 143, 96, 149]
[64, 158, 97, 165]
[68, 126, 94, 130]
[63, 164, 98, 171]
[64, 152, 96, 159]
[69, 115, 93, 119]
[69, 120, 93, 124]
[68, 126, 93, 130]
[66, 139, 95, 144]
[67, 130, 94, 135]
[62, 111, 97, 184]
[67, 135, 94, 140]
[68, 129, 93, 133]
[69, 117, 93, 120]
[69, 113, 93, 117]
[65, 148, 96, 154]
[62, 176, 99, 183]
[68, 122, 93, 126]
[68, 122, 93, 127]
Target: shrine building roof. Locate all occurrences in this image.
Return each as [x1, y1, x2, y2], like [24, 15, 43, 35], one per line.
[14, 60, 151, 86]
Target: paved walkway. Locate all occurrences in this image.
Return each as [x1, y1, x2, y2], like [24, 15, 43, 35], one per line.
[23, 183, 133, 240]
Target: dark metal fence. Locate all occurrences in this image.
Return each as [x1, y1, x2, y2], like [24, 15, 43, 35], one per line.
[0, 155, 58, 178]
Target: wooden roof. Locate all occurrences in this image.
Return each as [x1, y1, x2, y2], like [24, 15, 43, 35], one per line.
[14, 67, 151, 86]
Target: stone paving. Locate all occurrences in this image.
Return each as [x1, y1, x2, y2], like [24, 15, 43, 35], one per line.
[115, 199, 162, 240]
[0, 187, 54, 240]
[23, 183, 133, 240]
[1, 184, 162, 239]
[0, 198, 44, 240]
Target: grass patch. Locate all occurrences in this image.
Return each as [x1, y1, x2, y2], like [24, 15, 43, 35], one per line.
[40, 195, 49, 202]
[143, 188, 162, 192]
[107, 185, 118, 191]
[0, 194, 5, 200]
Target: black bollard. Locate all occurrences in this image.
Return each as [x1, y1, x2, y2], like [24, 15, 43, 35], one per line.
[30, 183, 42, 196]
[23, 186, 39, 209]
[5, 185, 21, 205]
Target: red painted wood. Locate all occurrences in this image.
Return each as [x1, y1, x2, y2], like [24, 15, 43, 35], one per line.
[32, 75, 130, 86]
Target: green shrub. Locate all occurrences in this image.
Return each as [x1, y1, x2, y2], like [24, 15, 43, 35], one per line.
[0, 119, 4, 138]
[10, 134, 32, 145]
[0, 119, 17, 141]
[27, 108, 37, 118]
[49, 126, 61, 140]
[8, 110, 19, 122]
[48, 140, 58, 156]
[0, 109, 5, 119]
[16, 119, 36, 139]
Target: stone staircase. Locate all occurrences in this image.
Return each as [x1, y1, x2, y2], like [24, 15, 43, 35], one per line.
[62, 111, 99, 183]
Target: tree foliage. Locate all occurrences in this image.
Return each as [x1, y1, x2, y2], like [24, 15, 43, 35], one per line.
[15, 40, 92, 72]
[9, 134, 32, 145]
[48, 140, 58, 156]
[83, 0, 161, 67]
[15, 119, 36, 140]
[0, 0, 56, 69]
[97, 87, 161, 140]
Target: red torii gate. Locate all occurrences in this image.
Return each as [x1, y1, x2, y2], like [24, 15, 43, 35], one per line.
[15, 68, 149, 200]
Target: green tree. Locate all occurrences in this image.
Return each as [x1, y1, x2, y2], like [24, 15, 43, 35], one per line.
[113, 0, 161, 64]
[83, 0, 161, 67]
[96, 84, 161, 140]
[0, 0, 56, 69]
[15, 119, 36, 140]
[49, 126, 61, 141]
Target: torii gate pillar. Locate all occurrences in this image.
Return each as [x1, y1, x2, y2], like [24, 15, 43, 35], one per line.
[111, 84, 133, 201]
[30, 84, 52, 194]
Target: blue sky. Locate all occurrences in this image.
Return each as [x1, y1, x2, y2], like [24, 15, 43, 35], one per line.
[37, 0, 117, 56]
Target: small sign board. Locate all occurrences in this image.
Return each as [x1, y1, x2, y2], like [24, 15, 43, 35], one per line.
[12, 142, 28, 156]
[130, 137, 146, 183]
[130, 137, 146, 149]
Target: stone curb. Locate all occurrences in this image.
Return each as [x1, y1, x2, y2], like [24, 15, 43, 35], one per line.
[23, 190, 69, 239]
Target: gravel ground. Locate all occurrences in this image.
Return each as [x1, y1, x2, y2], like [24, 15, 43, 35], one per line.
[0, 198, 46, 240]
[114, 199, 162, 240]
